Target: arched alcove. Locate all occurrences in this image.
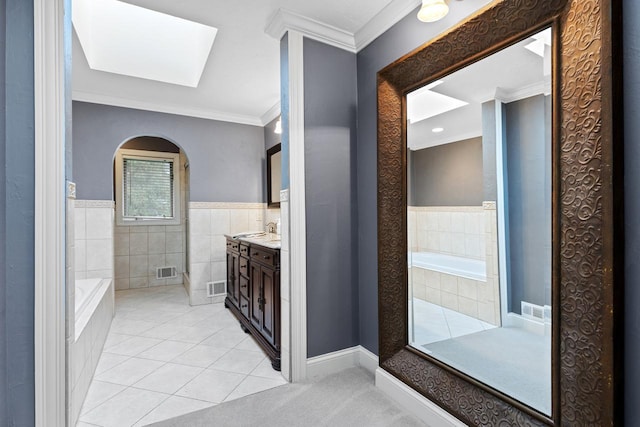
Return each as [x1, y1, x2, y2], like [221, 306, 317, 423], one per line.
[112, 136, 191, 292]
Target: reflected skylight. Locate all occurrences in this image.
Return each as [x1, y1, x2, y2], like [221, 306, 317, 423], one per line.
[406, 80, 468, 124]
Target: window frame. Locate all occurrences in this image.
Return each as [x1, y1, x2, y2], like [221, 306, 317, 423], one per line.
[115, 148, 182, 226]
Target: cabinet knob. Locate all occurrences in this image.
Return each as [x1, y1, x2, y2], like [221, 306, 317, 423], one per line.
[263, 255, 270, 260]
[242, 304, 248, 309]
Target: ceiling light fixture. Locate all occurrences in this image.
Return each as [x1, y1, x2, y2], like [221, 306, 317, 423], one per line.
[417, 0, 449, 23]
[432, 127, 444, 133]
[274, 119, 282, 134]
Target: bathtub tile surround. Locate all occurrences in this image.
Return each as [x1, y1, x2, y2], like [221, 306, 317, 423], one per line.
[408, 203, 501, 325]
[66, 186, 77, 426]
[75, 200, 115, 281]
[409, 206, 485, 259]
[70, 200, 117, 426]
[70, 278, 115, 426]
[187, 202, 279, 306]
[78, 285, 287, 426]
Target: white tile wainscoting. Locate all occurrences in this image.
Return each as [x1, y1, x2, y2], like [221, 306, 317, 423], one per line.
[75, 200, 281, 307]
[74, 200, 115, 281]
[187, 202, 280, 306]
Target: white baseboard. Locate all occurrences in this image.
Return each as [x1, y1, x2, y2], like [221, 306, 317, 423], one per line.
[357, 346, 379, 375]
[306, 347, 465, 426]
[306, 345, 379, 380]
[375, 368, 465, 427]
[504, 312, 548, 336]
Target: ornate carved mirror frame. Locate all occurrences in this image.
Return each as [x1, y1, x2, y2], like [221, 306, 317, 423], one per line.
[377, 0, 622, 424]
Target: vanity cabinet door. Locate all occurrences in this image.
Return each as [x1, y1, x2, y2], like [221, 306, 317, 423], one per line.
[226, 250, 239, 307]
[261, 267, 278, 346]
[250, 262, 262, 330]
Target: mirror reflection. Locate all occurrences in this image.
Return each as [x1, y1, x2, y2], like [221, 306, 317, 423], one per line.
[267, 143, 282, 207]
[407, 27, 552, 415]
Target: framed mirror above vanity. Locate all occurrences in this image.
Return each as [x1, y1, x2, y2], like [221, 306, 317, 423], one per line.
[377, 0, 621, 425]
[267, 143, 282, 208]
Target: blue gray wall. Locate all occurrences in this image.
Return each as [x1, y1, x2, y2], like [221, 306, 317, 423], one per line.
[72, 102, 266, 202]
[0, 0, 6, 421]
[1, 0, 35, 425]
[624, 0, 640, 423]
[409, 138, 484, 207]
[504, 95, 552, 312]
[303, 38, 359, 357]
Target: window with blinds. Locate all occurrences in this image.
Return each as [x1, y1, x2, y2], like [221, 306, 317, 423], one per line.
[123, 157, 174, 219]
[115, 149, 181, 226]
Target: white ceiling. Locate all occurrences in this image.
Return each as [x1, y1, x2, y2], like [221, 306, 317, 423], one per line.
[72, 0, 404, 126]
[72, 0, 496, 127]
[407, 28, 552, 150]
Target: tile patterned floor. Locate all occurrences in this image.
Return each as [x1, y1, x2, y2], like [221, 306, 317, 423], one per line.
[410, 298, 497, 346]
[78, 285, 287, 427]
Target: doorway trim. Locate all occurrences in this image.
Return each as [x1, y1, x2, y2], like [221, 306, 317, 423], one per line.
[34, 0, 67, 425]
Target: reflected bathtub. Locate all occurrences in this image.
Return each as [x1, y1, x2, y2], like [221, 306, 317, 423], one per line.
[409, 252, 486, 282]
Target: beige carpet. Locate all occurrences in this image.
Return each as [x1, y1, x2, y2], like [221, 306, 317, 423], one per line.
[149, 367, 427, 427]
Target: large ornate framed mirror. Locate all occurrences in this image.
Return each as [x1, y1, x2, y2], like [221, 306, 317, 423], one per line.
[377, 0, 621, 425]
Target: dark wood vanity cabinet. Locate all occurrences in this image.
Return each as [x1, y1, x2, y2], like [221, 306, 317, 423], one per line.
[225, 240, 240, 307]
[225, 236, 280, 370]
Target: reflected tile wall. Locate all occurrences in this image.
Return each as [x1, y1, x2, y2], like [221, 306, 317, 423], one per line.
[408, 206, 486, 260]
[408, 203, 501, 326]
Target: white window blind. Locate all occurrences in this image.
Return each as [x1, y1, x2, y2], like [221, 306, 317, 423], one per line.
[123, 157, 174, 219]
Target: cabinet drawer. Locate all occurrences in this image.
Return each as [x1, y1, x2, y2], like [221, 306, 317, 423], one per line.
[239, 256, 249, 277]
[250, 246, 278, 267]
[239, 243, 250, 257]
[226, 240, 239, 253]
[239, 295, 250, 318]
[239, 275, 249, 298]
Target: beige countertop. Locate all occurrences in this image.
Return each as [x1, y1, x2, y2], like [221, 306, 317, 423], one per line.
[226, 232, 281, 249]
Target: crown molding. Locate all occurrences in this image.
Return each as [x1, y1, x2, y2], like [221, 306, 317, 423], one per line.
[494, 79, 552, 103]
[72, 90, 264, 126]
[265, 8, 357, 53]
[260, 101, 281, 125]
[355, 0, 421, 51]
[266, 1, 422, 54]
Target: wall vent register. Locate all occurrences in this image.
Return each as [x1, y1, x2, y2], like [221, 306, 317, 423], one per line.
[207, 281, 227, 297]
[156, 266, 177, 279]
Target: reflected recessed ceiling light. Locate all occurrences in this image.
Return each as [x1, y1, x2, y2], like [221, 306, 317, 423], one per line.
[417, 0, 449, 23]
[73, 0, 217, 87]
[432, 127, 444, 133]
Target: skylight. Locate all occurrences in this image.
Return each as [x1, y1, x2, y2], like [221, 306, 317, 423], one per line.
[72, 0, 218, 87]
[407, 80, 468, 124]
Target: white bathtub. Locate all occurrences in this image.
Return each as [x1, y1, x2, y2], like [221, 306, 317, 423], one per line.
[71, 278, 114, 425]
[76, 278, 102, 316]
[74, 278, 112, 340]
[409, 252, 486, 281]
